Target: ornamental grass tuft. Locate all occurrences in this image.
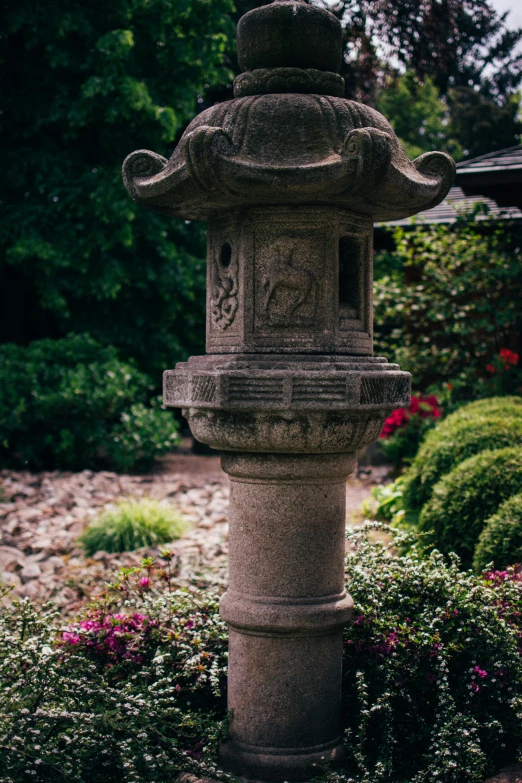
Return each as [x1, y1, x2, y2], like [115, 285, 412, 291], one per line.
[80, 498, 188, 556]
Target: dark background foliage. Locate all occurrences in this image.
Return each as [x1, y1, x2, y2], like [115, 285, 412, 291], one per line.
[1, 0, 521, 382]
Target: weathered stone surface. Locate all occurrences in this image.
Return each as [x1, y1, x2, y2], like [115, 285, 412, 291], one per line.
[219, 453, 353, 781]
[122, 0, 454, 779]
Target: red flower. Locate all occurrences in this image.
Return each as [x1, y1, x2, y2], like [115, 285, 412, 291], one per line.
[499, 349, 519, 367]
[486, 364, 496, 374]
[380, 394, 441, 439]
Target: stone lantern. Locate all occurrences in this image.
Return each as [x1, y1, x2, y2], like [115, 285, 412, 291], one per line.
[122, 2, 455, 780]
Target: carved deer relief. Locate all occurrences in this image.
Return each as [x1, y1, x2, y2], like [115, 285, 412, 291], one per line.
[262, 244, 317, 320]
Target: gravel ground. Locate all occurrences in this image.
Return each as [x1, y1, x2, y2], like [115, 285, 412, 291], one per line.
[0, 454, 388, 615]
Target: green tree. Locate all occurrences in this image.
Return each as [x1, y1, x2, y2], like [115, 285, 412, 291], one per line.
[376, 72, 463, 160]
[373, 209, 522, 389]
[326, 0, 522, 155]
[0, 0, 234, 380]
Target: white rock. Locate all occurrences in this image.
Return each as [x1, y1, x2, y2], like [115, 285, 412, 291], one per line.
[20, 563, 42, 582]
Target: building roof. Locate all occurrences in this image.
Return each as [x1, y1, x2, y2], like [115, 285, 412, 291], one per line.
[383, 186, 522, 227]
[380, 145, 522, 227]
[456, 145, 522, 177]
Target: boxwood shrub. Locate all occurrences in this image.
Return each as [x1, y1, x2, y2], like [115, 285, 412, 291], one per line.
[442, 396, 522, 427]
[418, 447, 522, 569]
[403, 414, 522, 512]
[0, 335, 179, 471]
[474, 493, 522, 573]
[2, 527, 522, 783]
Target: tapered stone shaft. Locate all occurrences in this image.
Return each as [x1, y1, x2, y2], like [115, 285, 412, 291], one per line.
[219, 453, 355, 781]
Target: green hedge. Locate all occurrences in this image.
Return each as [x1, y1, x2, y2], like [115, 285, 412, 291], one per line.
[443, 396, 522, 425]
[474, 493, 522, 572]
[0, 335, 179, 472]
[418, 447, 522, 569]
[403, 413, 522, 511]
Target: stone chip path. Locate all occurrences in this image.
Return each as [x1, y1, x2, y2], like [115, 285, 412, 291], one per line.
[0, 455, 385, 615]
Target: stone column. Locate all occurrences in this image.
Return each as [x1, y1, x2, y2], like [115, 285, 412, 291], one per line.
[219, 453, 354, 781]
[122, 1, 455, 779]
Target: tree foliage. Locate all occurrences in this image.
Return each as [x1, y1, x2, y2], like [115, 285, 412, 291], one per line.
[327, 0, 522, 155]
[0, 0, 234, 380]
[373, 210, 522, 389]
[375, 72, 462, 159]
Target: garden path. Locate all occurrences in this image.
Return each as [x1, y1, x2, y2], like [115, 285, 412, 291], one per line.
[0, 454, 388, 615]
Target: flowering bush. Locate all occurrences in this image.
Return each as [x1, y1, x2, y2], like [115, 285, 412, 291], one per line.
[379, 394, 441, 467]
[340, 525, 522, 783]
[0, 572, 230, 783]
[2, 533, 522, 782]
[482, 349, 522, 397]
[373, 211, 522, 391]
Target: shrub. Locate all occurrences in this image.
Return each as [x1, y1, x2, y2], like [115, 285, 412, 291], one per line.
[2, 531, 522, 782]
[443, 395, 522, 426]
[403, 413, 522, 512]
[418, 447, 522, 568]
[373, 210, 522, 390]
[474, 493, 522, 572]
[0, 581, 229, 783]
[379, 394, 441, 468]
[342, 525, 522, 783]
[80, 498, 188, 556]
[0, 335, 180, 471]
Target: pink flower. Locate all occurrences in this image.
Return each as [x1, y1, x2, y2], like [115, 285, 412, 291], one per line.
[471, 682, 480, 693]
[139, 577, 151, 589]
[473, 666, 488, 679]
[62, 631, 80, 645]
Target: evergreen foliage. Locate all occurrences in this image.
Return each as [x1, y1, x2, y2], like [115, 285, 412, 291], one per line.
[0, 0, 234, 378]
[403, 413, 522, 512]
[474, 493, 522, 572]
[418, 447, 522, 569]
[0, 335, 180, 471]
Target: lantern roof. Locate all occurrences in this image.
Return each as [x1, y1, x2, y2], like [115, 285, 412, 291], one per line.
[122, 0, 455, 222]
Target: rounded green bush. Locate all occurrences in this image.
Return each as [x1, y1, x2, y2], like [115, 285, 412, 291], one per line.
[443, 396, 522, 427]
[0, 335, 180, 471]
[403, 413, 522, 512]
[80, 498, 188, 556]
[418, 447, 522, 569]
[474, 493, 522, 572]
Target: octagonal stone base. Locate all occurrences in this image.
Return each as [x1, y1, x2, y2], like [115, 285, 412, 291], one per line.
[164, 353, 410, 453]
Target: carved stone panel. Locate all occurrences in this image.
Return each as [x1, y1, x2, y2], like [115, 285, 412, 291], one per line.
[251, 210, 336, 351]
[206, 214, 243, 352]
